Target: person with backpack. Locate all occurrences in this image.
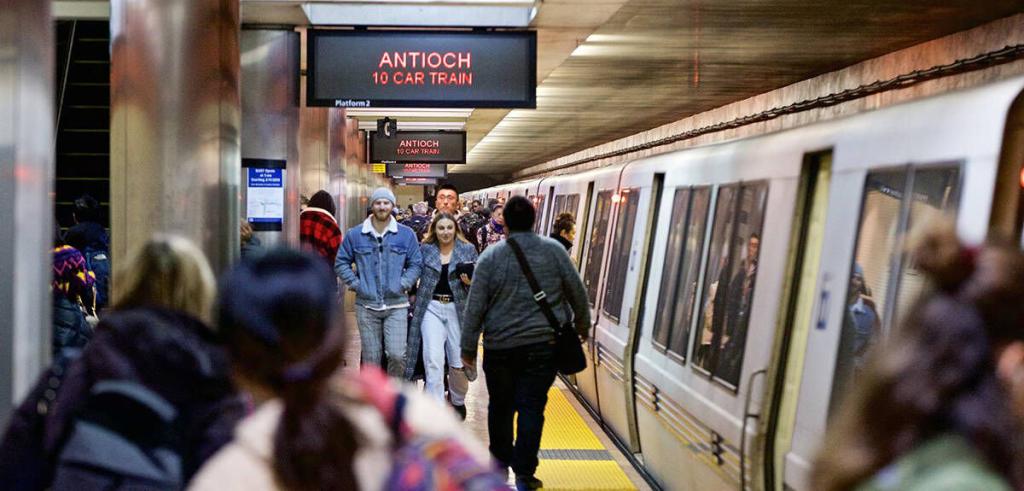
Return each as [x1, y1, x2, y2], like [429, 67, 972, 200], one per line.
[189, 249, 505, 490]
[0, 235, 245, 491]
[65, 195, 111, 310]
[51, 232, 96, 355]
[461, 196, 590, 489]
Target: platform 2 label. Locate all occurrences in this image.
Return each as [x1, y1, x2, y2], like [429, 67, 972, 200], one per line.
[307, 30, 536, 108]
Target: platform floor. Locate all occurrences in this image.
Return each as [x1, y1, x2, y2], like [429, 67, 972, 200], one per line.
[343, 309, 650, 490]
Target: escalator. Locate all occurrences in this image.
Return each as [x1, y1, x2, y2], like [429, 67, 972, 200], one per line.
[55, 20, 110, 232]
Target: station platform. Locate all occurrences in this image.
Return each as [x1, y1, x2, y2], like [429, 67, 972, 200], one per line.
[342, 309, 651, 490]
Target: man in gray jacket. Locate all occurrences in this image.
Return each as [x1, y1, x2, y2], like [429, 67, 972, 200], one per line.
[461, 196, 590, 490]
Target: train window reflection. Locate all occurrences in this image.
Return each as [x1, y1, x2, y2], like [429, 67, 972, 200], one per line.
[693, 182, 769, 388]
[603, 188, 641, 321]
[533, 195, 547, 234]
[828, 165, 960, 417]
[668, 187, 711, 360]
[584, 191, 614, 306]
[653, 189, 692, 351]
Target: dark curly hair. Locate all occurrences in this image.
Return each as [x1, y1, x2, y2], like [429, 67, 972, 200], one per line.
[814, 221, 1024, 490]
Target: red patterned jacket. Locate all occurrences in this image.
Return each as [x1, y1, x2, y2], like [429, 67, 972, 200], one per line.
[300, 207, 342, 269]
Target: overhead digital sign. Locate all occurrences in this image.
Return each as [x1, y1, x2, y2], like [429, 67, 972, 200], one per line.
[307, 30, 536, 108]
[370, 131, 466, 164]
[386, 163, 448, 178]
[394, 177, 439, 186]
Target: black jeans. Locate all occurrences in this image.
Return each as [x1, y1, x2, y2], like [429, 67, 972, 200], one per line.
[483, 341, 557, 476]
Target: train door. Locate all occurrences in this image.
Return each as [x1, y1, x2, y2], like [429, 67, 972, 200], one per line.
[578, 170, 622, 411]
[758, 151, 832, 491]
[594, 173, 660, 450]
[785, 162, 962, 490]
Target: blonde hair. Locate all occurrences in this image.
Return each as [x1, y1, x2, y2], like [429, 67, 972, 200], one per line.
[422, 213, 468, 245]
[112, 234, 216, 322]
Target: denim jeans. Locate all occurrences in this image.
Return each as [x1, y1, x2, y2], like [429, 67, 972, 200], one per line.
[422, 300, 469, 405]
[355, 306, 407, 378]
[483, 341, 558, 476]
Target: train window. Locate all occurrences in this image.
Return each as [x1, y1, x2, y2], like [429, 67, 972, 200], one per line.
[550, 195, 567, 233]
[668, 187, 712, 359]
[603, 188, 641, 321]
[584, 191, 615, 306]
[533, 195, 547, 234]
[693, 182, 769, 388]
[828, 165, 960, 416]
[653, 189, 692, 351]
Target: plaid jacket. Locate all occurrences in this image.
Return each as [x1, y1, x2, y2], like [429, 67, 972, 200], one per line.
[300, 208, 342, 268]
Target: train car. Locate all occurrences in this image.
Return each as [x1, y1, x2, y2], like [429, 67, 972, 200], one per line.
[475, 76, 1024, 490]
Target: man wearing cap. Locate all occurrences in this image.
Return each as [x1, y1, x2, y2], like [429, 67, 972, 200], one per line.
[336, 187, 422, 377]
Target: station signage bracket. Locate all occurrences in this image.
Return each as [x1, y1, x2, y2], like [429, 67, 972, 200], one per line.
[307, 29, 536, 109]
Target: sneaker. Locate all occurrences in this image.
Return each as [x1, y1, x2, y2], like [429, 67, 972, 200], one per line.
[515, 474, 543, 490]
[452, 403, 467, 421]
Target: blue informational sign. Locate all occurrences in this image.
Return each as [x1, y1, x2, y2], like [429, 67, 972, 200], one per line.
[247, 168, 285, 225]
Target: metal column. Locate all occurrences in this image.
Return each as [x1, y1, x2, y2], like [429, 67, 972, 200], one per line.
[241, 29, 300, 248]
[110, 0, 241, 274]
[0, 0, 54, 423]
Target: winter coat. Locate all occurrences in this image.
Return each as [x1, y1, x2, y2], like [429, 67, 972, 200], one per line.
[335, 217, 422, 309]
[187, 369, 492, 491]
[475, 220, 506, 253]
[0, 307, 245, 489]
[855, 434, 1011, 491]
[64, 221, 108, 254]
[300, 207, 342, 269]
[405, 240, 478, 380]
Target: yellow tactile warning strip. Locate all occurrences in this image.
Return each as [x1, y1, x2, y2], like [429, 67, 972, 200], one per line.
[528, 387, 637, 490]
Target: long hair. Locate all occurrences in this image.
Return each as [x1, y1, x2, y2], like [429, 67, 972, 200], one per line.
[218, 249, 358, 490]
[814, 223, 1024, 490]
[422, 212, 468, 245]
[112, 234, 216, 322]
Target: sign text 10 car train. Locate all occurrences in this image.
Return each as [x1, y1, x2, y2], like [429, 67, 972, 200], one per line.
[306, 30, 536, 108]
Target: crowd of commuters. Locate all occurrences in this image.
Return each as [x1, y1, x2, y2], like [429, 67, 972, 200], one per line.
[21, 183, 1024, 490]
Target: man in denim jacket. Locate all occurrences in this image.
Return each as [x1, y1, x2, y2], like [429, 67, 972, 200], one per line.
[336, 188, 422, 377]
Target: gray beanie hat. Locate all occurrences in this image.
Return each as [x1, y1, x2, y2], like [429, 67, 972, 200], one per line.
[371, 187, 396, 205]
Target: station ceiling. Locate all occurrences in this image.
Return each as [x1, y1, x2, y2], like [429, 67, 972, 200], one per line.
[55, 1, 1024, 177]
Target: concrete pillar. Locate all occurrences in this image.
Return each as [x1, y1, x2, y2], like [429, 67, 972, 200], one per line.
[0, 0, 54, 423]
[110, 0, 241, 274]
[241, 29, 300, 249]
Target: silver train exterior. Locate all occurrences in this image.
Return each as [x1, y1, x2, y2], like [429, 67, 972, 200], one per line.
[468, 75, 1024, 491]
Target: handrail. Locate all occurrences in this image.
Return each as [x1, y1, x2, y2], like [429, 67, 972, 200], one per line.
[55, 20, 78, 148]
[740, 368, 767, 491]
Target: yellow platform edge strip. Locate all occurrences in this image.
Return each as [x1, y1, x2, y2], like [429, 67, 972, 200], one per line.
[531, 387, 637, 490]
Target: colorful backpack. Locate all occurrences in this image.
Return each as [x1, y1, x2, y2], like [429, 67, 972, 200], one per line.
[356, 369, 508, 491]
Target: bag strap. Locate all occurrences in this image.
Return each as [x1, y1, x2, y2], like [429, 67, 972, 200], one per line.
[506, 237, 562, 332]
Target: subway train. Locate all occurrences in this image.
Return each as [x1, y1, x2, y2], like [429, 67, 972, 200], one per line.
[466, 75, 1024, 490]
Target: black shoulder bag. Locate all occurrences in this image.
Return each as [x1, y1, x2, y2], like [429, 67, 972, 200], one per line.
[506, 238, 587, 375]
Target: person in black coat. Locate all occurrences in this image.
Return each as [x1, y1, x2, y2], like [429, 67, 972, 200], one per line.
[0, 235, 245, 490]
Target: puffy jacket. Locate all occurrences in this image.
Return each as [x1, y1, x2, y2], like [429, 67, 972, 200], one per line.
[0, 307, 245, 489]
[335, 217, 422, 309]
[405, 240, 478, 380]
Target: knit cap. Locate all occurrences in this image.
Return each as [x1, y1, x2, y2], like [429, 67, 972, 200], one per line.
[371, 187, 396, 206]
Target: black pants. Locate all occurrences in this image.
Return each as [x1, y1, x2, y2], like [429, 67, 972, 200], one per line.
[483, 341, 557, 476]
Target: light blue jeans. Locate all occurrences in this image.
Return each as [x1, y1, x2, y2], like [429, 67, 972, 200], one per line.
[355, 306, 407, 378]
[421, 300, 469, 405]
